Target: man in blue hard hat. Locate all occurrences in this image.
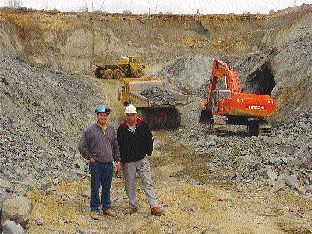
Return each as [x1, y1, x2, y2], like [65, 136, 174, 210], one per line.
[79, 105, 121, 219]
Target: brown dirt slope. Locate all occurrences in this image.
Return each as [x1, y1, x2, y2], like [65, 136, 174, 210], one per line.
[0, 5, 310, 74]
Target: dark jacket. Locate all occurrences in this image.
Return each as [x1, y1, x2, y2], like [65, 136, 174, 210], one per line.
[79, 124, 120, 163]
[117, 118, 153, 163]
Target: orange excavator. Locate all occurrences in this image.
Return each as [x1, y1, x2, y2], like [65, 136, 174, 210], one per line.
[199, 59, 277, 136]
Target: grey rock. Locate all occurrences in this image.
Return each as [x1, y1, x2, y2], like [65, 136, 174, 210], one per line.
[0, 179, 13, 192]
[141, 86, 176, 106]
[285, 175, 300, 190]
[3, 220, 25, 234]
[277, 145, 297, 155]
[0, 54, 106, 188]
[271, 179, 286, 193]
[35, 219, 44, 226]
[172, 108, 311, 194]
[1, 196, 32, 228]
[74, 159, 86, 170]
[265, 169, 278, 182]
[281, 157, 289, 164]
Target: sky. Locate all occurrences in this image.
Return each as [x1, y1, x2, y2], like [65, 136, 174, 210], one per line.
[1, 0, 311, 14]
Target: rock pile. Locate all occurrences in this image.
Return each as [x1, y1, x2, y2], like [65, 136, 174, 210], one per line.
[0, 54, 106, 192]
[2, 220, 25, 234]
[141, 86, 175, 106]
[170, 110, 312, 195]
[156, 54, 213, 97]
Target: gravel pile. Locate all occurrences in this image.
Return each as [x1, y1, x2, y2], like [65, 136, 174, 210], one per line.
[170, 110, 312, 195]
[0, 54, 105, 192]
[141, 86, 175, 106]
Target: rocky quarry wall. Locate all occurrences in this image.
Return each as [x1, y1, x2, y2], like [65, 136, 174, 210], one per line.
[0, 5, 311, 120]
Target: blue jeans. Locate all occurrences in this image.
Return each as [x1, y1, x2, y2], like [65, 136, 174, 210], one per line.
[89, 161, 113, 212]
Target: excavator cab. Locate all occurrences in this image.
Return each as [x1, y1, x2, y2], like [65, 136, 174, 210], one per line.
[127, 56, 146, 77]
[212, 89, 231, 113]
[129, 56, 143, 63]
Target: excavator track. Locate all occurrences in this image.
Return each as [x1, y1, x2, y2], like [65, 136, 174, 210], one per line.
[211, 115, 228, 135]
[138, 107, 181, 130]
[259, 123, 272, 136]
[247, 120, 272, 136]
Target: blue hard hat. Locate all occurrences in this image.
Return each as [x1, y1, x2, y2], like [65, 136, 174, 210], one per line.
[95, 105, 111, 114]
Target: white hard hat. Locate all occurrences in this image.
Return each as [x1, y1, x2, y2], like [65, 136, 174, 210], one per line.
[125, 104, 137, 114]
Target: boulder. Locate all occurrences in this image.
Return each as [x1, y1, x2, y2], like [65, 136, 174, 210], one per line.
[0, 179, 13, 192]
[1, 196, 32, 228]
[2, 220, 25, 234]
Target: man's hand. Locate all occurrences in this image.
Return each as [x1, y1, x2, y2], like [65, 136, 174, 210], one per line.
[115, 162, 121, 172]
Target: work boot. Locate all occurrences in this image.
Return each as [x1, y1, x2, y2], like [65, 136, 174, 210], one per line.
[129, 207, 138, 214]
[151, 207, 161, 216]
[90, 211, 100, 220]
[103, 208, 117, 217]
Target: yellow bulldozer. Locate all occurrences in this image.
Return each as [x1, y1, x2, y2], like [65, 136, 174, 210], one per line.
[95, 56, 146, 79]
[118, 78, 181, 129]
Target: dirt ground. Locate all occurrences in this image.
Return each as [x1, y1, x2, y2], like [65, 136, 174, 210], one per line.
[25, 79, 311, 234]
[26, 130, 311, 234]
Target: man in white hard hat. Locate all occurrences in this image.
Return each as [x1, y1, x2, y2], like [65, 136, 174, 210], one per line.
[117, 104, 161, 216]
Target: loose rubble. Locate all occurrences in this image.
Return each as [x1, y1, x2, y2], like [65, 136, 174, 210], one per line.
[1, 196, 32, 228]
[169, 110, 312, 195]
[154, 36, 311, 195]
[2, 220, 25, 234]
[141, 86, 176, 106]
[0, 54, 106, 198]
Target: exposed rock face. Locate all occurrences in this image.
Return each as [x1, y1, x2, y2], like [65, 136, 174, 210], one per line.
[0, 6, 310, 120]
[156, 22, 311, 121]
[270, 15, 312, 120]
[0, 54, 106, 188]
[0, 5, 310, 74]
